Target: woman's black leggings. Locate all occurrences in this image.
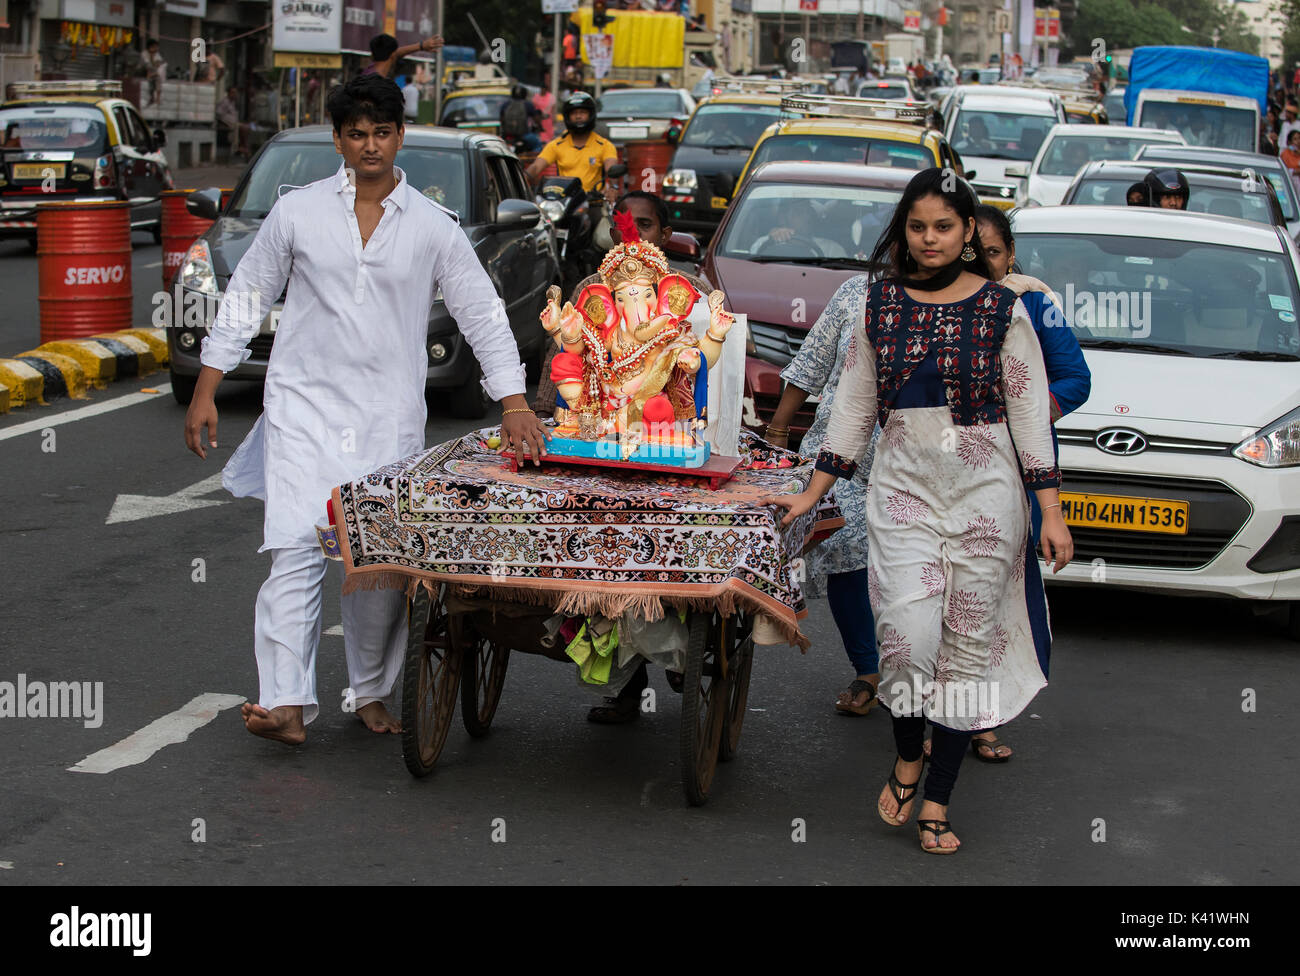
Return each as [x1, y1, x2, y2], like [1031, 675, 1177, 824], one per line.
[892, 715, 973, 806]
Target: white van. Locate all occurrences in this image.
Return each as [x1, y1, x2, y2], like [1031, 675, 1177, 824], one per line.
[1011, 206, 1300, 638]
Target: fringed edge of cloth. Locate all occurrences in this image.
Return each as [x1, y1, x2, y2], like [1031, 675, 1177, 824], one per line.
[340, 569, 810, 650]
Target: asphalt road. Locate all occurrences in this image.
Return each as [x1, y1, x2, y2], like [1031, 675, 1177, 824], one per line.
[0, 368, 1296, 886]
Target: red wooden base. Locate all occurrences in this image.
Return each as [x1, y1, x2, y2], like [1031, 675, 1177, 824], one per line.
[504, 450, 743, 489]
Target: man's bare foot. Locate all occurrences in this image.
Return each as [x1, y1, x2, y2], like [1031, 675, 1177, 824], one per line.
[356, 701, 402, 733]
[917, 799, 961, 852]
[877, 754, 924, 825]
[241, 703, 306, 745]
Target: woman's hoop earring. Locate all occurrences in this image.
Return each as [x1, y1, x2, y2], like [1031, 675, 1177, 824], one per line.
[961, 243, 976, 263]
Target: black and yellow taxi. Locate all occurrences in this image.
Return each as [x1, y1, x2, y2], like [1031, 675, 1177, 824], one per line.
[438, 79, 514, 136]
[0, 79, 173, 245]
[661, 80, 806, 237]
[734, 94, 963, 191]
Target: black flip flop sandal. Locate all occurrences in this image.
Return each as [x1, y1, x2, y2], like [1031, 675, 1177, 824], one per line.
[970, 735, 1012, 763]
[918, 819, 958, 854]
[835, 678, 877, 716]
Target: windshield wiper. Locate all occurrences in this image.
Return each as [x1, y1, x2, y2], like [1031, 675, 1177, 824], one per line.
[1080, 339, 1192, 356]
[747, 255, 851, 265]
[1207, 349, 1300, 361]
[965, 151, 1025, 161]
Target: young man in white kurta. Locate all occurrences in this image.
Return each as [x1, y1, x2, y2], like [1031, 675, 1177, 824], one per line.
[186, 75, 548, 743]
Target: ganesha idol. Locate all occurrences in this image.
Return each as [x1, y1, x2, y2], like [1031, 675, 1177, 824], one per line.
[538, 212, 736, 468]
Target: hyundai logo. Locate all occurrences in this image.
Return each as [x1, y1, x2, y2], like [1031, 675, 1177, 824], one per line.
[1096, 428, 1148, 455]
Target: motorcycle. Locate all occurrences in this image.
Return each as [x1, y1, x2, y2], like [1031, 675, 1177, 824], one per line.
[537, 162, 626, 295]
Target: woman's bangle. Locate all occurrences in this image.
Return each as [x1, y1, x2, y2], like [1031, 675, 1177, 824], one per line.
[502, 407, 533, 417]
[1043, 502, 1061, 511]
[705, 329, 727, 343]
[766, 425, 789, 435]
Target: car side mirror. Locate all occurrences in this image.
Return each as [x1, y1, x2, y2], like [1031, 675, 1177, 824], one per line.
[1003, 162, 1029, 178]
[494, 198, 541, 230]
[965, 169, 977, 180]
[607, 162, 628, 179]
[663, 231, 700, 261]
[186, 186, 222, 220]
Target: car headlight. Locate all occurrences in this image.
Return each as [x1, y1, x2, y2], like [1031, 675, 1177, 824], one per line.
[1233, 405, 1300, 468]
[539, 199, 566, 223]
[179, 240, 217, 296]
[664, 168, 698, 192]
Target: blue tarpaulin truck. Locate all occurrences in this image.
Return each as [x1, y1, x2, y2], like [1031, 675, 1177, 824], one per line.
[1124, 46, 1268, 152]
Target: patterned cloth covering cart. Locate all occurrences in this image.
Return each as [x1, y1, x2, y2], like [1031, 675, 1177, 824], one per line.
[325, 428, 841, 806]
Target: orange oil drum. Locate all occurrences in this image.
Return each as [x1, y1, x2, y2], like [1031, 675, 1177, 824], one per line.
[38, 200, 133, 343]
[624, 140, 675, 195]
[161, 189, 215, 288]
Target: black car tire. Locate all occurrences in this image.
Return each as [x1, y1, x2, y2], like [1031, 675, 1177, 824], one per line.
[170, 368, 197, 405]
[446, 363, 492, 419]
[1288, 602, 1300, 642]
[25, 236, 38, 253]
[152, 222, 162, 245]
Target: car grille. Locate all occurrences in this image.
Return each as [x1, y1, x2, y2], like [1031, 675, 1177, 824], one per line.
[1059, 470, 1250, 570]
[748, 321, 805, 368]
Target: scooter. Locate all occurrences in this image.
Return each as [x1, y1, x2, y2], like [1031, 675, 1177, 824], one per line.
[537, 162, 626, 295]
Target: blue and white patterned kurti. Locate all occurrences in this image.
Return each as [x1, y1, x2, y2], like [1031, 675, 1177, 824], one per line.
[780, 275, 880, 595]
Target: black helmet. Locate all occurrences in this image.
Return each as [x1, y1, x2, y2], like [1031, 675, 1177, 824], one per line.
[1143, 168, 1189, 208]
[561, 91, 597, 134]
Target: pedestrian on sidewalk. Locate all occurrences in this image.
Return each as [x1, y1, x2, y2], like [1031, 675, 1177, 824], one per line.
[183, 74, 549, 746]
[216, 86, 250, 159]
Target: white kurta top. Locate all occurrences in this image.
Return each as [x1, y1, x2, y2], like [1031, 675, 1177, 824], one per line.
[201, 163, 526, 551]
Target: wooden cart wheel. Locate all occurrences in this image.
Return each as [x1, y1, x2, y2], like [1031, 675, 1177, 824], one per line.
[680, 610, 730, 806]
[400, 583, 462, 778]
[718, 612, 754, 763]
[460, 619, 511, 738]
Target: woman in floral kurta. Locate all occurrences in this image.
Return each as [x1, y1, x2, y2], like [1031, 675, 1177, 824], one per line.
[764, 170, 1073, 853]
[767, 277, 882, 715]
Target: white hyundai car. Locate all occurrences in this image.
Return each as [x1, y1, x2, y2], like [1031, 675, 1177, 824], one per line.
[1011, 206, 1300, 638]
[1014, 123, 1185, 207]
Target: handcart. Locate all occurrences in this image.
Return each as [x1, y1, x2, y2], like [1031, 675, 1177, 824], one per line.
[324, 430, 840, 807]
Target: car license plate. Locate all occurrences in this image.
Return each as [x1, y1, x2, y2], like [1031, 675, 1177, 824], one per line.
[1059, 492, 1189, 535]
[609, 125, 649, 140]
[13, 163, 63, 180]
[710, 195, 727, 209]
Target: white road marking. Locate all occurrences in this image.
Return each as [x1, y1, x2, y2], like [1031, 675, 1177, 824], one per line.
[0, 861, 12, 870]
[68, 693, 245, 774]
[0, 384, 171, 443]
[141, 261, 162, 269]
[323, 624, 343, 636]
[106, 471, 228, 523]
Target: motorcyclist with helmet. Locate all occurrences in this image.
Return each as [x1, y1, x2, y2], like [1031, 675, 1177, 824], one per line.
[1142, 168, 1190, 210]
[525, 91, 621, 204]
